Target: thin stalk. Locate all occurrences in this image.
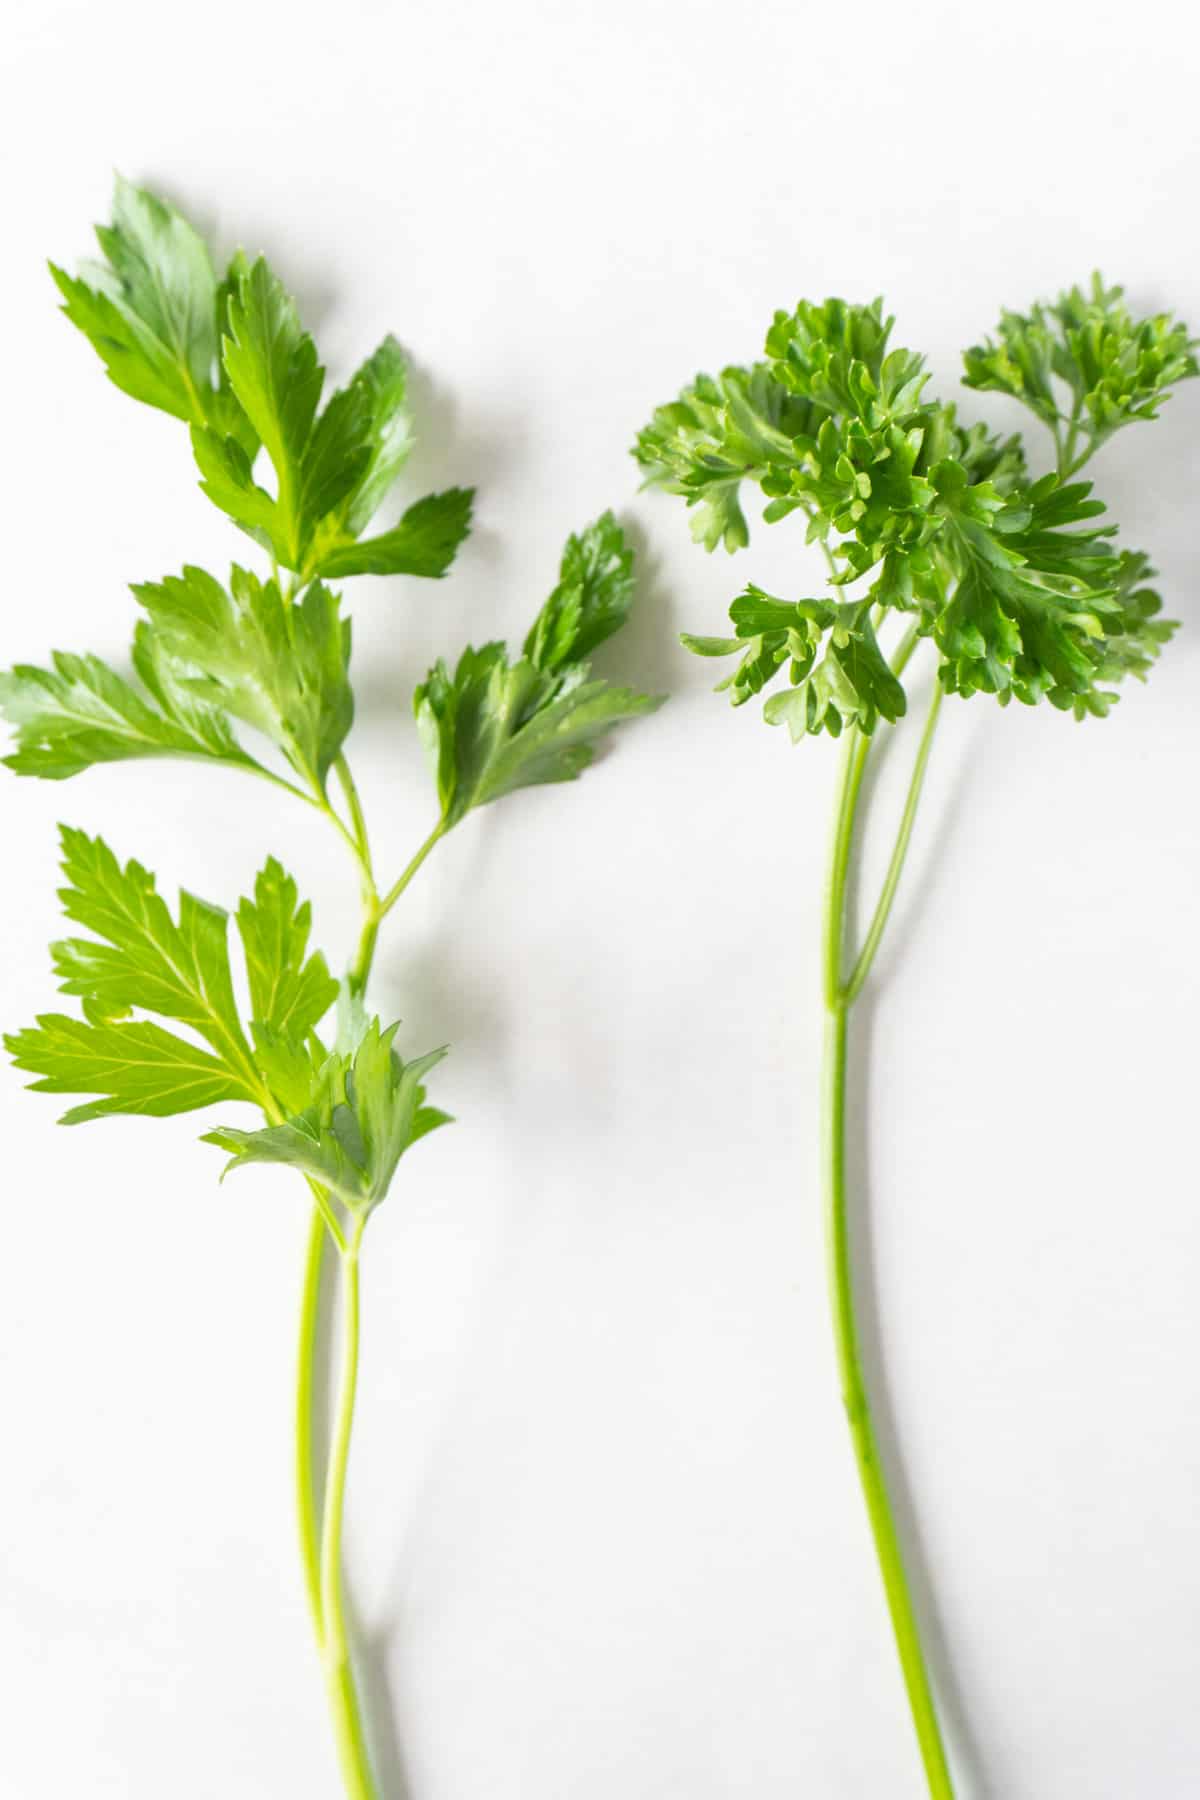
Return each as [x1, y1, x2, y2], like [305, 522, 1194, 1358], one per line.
[819, 663, 954, 1797]
[292, 778, 448, 1795]
[379, 821, 446, 919]
[821, 1002, 954, 1797]
[319, 1216, 377, 1800]
[843, 678, 943, 1008]
[296, 1205, 328, 1640]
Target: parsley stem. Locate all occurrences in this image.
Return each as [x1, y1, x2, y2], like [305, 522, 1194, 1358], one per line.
[319, 1214, 379, 1800]
[296, 778, 448, 1796]
[842, 675, 943, 1007]
[820, 670, 954, 1797]
[296, 1204, 328, 1641]
[822, 999, 954, 1797]
[379, 821, 447, 918]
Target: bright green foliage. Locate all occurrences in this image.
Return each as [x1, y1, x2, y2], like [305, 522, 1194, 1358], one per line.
[192, 256, 471, 576]
[236, 858, 339, 1042]
[4, 827, 338, 1127]
[49, 173, 249, 447]
[0, 647, 262, 780]
[414, 514, 663, 825]
[963, 275, 1198, 458]
[5, 1014, 253, 1127]
[635, 285, 1192, 737]
[634, 364, 818, 552]
[132, 565, 353, 790]
[695, 586, 905, 741]
[6, 827, 261, 1122]
[53, 177, 475, 581]
[312, 488, 475, 580]
[0, 564, 356, 795]
[205, 1021, 449, 1214]
[523, 510, 636, 670]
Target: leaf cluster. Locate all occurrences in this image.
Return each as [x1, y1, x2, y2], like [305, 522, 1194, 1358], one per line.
[635, 284, 1193, 738]
[414, 512, 664, 825]
[51, 176, 473, 583]
[962, 274, 1198, 460]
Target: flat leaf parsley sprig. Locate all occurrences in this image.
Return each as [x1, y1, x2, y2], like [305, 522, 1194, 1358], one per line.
[3, 177, 662, 1800]
[634, 278, 1195, 1799]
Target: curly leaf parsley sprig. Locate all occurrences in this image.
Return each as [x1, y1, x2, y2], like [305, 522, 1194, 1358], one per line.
[3, 176, 662, 1800]
[634, 278, 1195, 1798]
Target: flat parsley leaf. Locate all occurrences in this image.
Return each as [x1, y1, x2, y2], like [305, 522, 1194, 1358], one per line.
[0, 647, 261, 780]
[414, 514, 663, 824]
[132, 565, 353, 791]
[194, 258, 474, 579]
[5, 830, 338, 1127]
[5, 826, 264, 1122]
[236, 857, 338, 1041]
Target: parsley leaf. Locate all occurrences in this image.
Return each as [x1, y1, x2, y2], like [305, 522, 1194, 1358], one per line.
[236, 857, 338, 1041]
[132, 566, 353, 791]
[50, 176, 255, 456]
[414, 515, 663, 824]
[5, 1015, 252, 1126]
[523, 510, 635, 670]
[694, 586, 906, 739]
[312, 487, 475, 580]
[4, 826, 267, 1122]
[204, 1019, 449, 1213]
[633, 365, 816, 552]
[963, 275, 1198, 459]
[49, 174, 223, 428]
[0, 647, 261, 780]
[644, 286, 1191, 735]
[196, 259, 474, 579]
[5, 830, 340, 1127]
[54, 181, 474, 586]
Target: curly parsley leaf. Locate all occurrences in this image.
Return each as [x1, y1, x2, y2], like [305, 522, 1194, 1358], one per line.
[204, 1019, 448, 1213]
[0, 647, 261, 781]
[646, 284, 1191, 735]
[963, 275, 1198, 458]
[633, 364, 816, 552]
[132, 566, 353, 791]
[685, 585, 905, 739]
[414, 516, 663, 824]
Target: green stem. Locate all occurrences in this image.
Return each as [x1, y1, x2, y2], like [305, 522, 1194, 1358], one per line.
[819, 681, 954, 1798]
[319, 1216, 378, 1800]
[379, 821, 446, 919]
[293, 769, 447, 1795]
[296, 1205, 328, 1641]
[843, 677, 943, 1008]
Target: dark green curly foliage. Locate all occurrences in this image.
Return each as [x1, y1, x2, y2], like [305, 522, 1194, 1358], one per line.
[635, 283, 1191, 739]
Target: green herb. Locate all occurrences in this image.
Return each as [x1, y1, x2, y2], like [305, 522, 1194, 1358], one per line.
[6, 177, 662, 1800]
[634, 277, 1194, 1798]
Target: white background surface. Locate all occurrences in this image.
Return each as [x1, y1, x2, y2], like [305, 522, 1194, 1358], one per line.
[2, 2, 1198, 1796]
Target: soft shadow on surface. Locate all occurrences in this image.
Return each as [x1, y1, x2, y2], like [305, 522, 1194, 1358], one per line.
[841, 711, 996, 1797]
[600, 509, 687, 697]
[355, 1624, 416, 1800]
